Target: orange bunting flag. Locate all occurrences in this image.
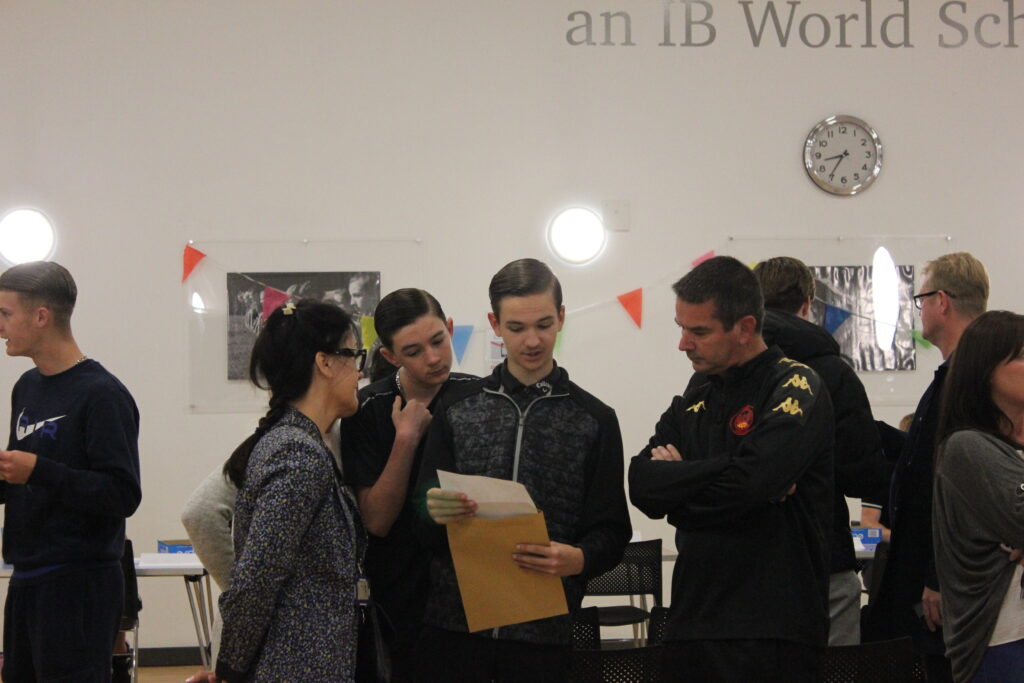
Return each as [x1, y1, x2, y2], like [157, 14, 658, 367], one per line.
[182, 244, 206, 282]
[262, 287, 290, 320]
[617, 288, 643, 329]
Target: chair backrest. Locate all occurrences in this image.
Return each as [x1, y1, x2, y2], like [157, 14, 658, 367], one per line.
[571, 606, 601, 650]
[821, 636, 920, 683]
[570, 644, 664, 683]
[120, 538, 141, 627]
[584, 539, 662, 607]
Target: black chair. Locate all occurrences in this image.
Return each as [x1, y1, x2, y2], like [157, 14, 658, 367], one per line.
[571, 606, 601, 650]
[584, 539, 662, 645]
[113, 539, 141, 683]
[820, 636, 924, 683]
[569, 644, 664, 683]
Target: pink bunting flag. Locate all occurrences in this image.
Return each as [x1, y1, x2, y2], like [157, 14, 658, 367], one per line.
[691, 250, 715, 267]
[262, 287, 290, 320]
[617, 288, 643, 329]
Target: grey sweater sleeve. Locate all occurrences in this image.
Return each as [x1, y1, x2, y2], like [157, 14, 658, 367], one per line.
[181, 466, 238, 591]
[938, 431, 1024, 547]
[933, 430, 1024, 682]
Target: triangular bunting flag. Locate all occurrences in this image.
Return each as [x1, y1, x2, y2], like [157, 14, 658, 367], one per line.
[554, 328, 564, 355]
[691, 250, 715, 267]
[452, 325, 473, 365]
[262, 287, 290, 320]
[617, 288, 643, 328]
[182, 244, 206, 282]
[823, 304, 852, 335]
[912, 330, 933, 350]
[361, 316, 378, 350]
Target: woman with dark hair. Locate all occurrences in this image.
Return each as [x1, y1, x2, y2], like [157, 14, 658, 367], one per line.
[933, 310, 1024, 682]
[339, 288, 475, 681]
[213, 299, 367, 683]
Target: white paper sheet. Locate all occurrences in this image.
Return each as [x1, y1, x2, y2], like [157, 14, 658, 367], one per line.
[437, 470, 537, 519]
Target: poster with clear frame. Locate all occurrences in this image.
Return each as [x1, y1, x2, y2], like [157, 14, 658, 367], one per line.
[808, 265, 915, 372]
[227, 271, 381, 380]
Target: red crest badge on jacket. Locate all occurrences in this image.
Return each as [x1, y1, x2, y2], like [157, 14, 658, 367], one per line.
[730, 405, 755, 435]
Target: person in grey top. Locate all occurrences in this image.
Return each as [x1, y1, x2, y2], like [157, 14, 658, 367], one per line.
[934, 310, 1024, 682]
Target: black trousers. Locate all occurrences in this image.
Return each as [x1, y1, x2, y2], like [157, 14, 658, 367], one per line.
[3, 564, 123, 683]
[661, 638, 824, 683]
[413, 626, 569, 683]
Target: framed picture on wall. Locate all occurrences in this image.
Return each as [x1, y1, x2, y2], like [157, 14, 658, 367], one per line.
[226, 271, 381, 380]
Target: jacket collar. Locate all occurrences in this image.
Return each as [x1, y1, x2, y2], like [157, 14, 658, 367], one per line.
[280, 405, 323, 439]
[486, 360, 567, 396]
[708, 346, 785, 388]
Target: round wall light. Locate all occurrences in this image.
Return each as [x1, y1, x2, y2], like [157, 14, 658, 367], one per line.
[546, 207, 606, 265]
[0, 209, 56, 265]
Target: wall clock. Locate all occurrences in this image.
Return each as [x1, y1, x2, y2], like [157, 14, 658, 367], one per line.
[804, 115, 882, 196]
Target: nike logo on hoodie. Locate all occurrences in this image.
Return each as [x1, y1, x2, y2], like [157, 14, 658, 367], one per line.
[16, 409, 65, 441]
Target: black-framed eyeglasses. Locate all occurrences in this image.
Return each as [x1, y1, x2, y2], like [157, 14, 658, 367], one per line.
[327, 347, 367, 372]
[912, 290, 957, 310]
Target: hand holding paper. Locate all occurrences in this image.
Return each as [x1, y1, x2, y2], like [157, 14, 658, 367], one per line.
[426, 488, 478, 524]
[435, 470, 538, 518]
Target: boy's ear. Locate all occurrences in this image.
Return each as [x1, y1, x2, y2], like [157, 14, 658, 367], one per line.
[379, 345, 399, 368]
[487, 312, 501, 336]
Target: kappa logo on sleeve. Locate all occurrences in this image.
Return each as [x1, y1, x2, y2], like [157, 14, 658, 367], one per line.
[686, 400, 706, 413]
[730, 405, 755, 435]
[15, 409, 65, 441]
[772, 397, 804, 417]
[782, 374, 814, 395]
[777, 358, 810, 371]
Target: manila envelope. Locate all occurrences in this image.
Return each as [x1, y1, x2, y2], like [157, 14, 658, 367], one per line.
[446, 511, 569, 633]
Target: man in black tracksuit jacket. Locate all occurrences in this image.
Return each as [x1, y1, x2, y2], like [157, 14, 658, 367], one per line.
[630, 256, 834, 682]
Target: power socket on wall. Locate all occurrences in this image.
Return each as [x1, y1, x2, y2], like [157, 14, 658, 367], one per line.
[601, 200, 631, 232]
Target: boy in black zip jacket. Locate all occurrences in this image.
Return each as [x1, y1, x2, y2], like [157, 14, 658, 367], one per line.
[414, 259, 631, 682]
[629, 256, 834, 683]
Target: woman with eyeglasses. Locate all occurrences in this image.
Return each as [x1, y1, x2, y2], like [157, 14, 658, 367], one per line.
[933, 310, 1024, 682]
[206, 299, 367, 683]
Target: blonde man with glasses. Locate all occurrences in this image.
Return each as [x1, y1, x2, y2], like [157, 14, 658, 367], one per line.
[864, 252, 989, 683]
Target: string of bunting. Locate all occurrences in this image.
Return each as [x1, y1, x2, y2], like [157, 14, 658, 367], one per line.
[182, 243, 933, 365]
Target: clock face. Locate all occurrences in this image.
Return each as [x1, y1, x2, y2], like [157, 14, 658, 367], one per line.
[804, 115, 882, 196]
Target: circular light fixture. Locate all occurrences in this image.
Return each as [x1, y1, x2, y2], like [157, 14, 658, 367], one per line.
[191, 292, 207, 313]
[0, 209, 56, 265]
[546, 207, 606, 265]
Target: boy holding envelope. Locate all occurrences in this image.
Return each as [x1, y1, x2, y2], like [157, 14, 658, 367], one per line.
[415, 258, 631, 682]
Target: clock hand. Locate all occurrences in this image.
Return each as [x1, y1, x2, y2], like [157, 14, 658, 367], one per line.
[828, 151, 848, 177]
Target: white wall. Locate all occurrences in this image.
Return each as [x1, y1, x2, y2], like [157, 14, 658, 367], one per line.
[1, 0, 1021, 647]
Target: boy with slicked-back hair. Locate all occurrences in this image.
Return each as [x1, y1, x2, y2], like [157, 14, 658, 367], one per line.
[0, 261, 141, 683]
[415, 259, 631, 682]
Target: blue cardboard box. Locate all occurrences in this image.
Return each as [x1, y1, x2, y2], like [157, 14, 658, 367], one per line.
[158, 539, 194, 554]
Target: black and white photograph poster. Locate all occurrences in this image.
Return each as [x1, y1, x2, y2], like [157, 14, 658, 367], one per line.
[226, 271, 381, 380]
